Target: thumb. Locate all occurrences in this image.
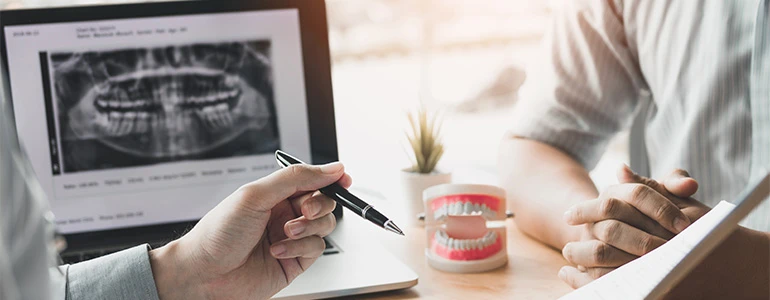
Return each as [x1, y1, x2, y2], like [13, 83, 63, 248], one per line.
[240, 162, 345, 211]
[661, 169, 698, 198]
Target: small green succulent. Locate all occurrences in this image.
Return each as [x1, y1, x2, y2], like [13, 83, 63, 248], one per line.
[405, 108, 444, 174]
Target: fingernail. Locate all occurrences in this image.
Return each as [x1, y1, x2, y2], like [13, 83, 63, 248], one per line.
[289, 222, 305, 236]
[271, 244, 286, 257]
[563, 210, 573, 223]
[558, 268, 567, 280]
[577, 265, 587, 272]
[674, 217, 690, 232]
[320, 162, 343, 174]
[308, 201, 321, 218]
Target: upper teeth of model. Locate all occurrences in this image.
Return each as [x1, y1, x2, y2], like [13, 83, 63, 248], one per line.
[433, 230, 498, 250]
[433, 201, 496, 220]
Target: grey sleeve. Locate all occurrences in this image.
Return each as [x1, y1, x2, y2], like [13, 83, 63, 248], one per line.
[509, 0, 647, 169]
[63, 244, 160, 300]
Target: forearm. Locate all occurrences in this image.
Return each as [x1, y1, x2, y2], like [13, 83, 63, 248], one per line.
[664, 227, 770, 299]
[498, 136, 598, 249]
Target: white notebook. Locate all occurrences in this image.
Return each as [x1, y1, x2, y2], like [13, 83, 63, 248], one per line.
[560, 171, 770, 300]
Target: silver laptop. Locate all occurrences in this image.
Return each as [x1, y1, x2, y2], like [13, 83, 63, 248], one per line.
[0, 1, 417, 298]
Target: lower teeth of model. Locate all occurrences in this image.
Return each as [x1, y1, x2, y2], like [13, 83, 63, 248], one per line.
[433, 202, 495, 220]
[434, 230, 498, 250]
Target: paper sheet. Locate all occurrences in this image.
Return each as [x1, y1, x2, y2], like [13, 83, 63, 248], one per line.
[559, 200, 737, 300]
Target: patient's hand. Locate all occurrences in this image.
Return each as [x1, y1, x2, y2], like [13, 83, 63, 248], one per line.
[148, 163, 351, 300]
[558, 166, 711, 289]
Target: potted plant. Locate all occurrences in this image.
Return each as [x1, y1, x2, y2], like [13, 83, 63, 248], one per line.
[400, 107, 451, 225]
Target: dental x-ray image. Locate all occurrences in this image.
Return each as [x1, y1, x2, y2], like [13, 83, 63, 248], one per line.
[49, 40, 279, 173]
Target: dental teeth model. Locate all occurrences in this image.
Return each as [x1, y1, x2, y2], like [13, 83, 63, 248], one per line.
[423, 184, 508, 273]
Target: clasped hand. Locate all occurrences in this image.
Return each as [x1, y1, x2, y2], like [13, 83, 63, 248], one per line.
[558, 165, 711, 288]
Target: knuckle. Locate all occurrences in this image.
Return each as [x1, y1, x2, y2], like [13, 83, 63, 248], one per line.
[653, 203, 673, 221]
[638, 235, 657, 254]
[236, 184, 253, 198]
[598, 220, 621, 242]
[639, 177, 660, 189]
[629, 184, 651, 202]
[235, 184, 261, 208]
[589, 268, 609, 279]
[287, 164, 308, 177]
[599, 198, 619, 217]
[592, 242, 610, 264]
[638, 235, 654, 253]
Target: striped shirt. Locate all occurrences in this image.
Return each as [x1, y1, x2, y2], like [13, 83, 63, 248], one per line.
[510, 0, 769, 231]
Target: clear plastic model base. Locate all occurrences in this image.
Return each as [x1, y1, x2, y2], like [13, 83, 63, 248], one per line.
[423, 184, 508, 273]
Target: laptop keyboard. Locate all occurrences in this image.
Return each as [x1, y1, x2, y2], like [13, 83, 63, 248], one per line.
[61, 237, 338, 264]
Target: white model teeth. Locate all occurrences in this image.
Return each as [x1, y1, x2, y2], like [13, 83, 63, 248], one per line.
[433, 201, 496, 220]
[433, 231, 498, 250]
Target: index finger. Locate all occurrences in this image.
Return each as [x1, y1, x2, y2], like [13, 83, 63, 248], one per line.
[618, 165, 697, 206]
[239, 163, 346, 212]
[563, 197, 676, 240]
[602, 183, 690, 233]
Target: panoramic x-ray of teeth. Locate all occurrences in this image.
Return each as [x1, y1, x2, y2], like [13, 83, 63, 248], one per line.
[50, 40, 279, 173]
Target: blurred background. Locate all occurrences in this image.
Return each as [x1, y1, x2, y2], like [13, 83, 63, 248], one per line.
[1, 0, 628, 193]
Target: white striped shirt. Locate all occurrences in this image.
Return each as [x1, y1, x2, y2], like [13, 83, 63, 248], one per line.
[511, 0, 769, 231]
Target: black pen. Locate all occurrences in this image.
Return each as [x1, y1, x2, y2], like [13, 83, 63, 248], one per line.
[275, 150, 404, 236]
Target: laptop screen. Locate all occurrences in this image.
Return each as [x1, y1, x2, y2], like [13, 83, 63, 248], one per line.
[2, 8, 313, 234]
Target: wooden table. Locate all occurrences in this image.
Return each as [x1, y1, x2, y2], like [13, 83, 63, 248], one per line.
[335, 218, 573, 299]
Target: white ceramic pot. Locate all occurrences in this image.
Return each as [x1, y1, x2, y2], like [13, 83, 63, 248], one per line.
[399, 168, 452, 226]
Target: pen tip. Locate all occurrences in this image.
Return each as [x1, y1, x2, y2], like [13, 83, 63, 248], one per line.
[384, 220, 404, 236]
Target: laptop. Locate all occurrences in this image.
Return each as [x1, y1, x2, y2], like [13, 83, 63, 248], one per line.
[0, 0, 417, 298]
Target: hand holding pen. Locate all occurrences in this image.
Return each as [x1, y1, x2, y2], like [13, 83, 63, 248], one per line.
[275, 150, 404, 236]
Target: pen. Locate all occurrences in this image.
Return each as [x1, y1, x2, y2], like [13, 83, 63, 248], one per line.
[275, 150, 404, 236]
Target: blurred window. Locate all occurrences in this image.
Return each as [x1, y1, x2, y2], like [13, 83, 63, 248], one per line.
[2, 0, 629, 189]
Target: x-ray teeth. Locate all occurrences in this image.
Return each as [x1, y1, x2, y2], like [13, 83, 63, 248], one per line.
[50, 40, 279, 173]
